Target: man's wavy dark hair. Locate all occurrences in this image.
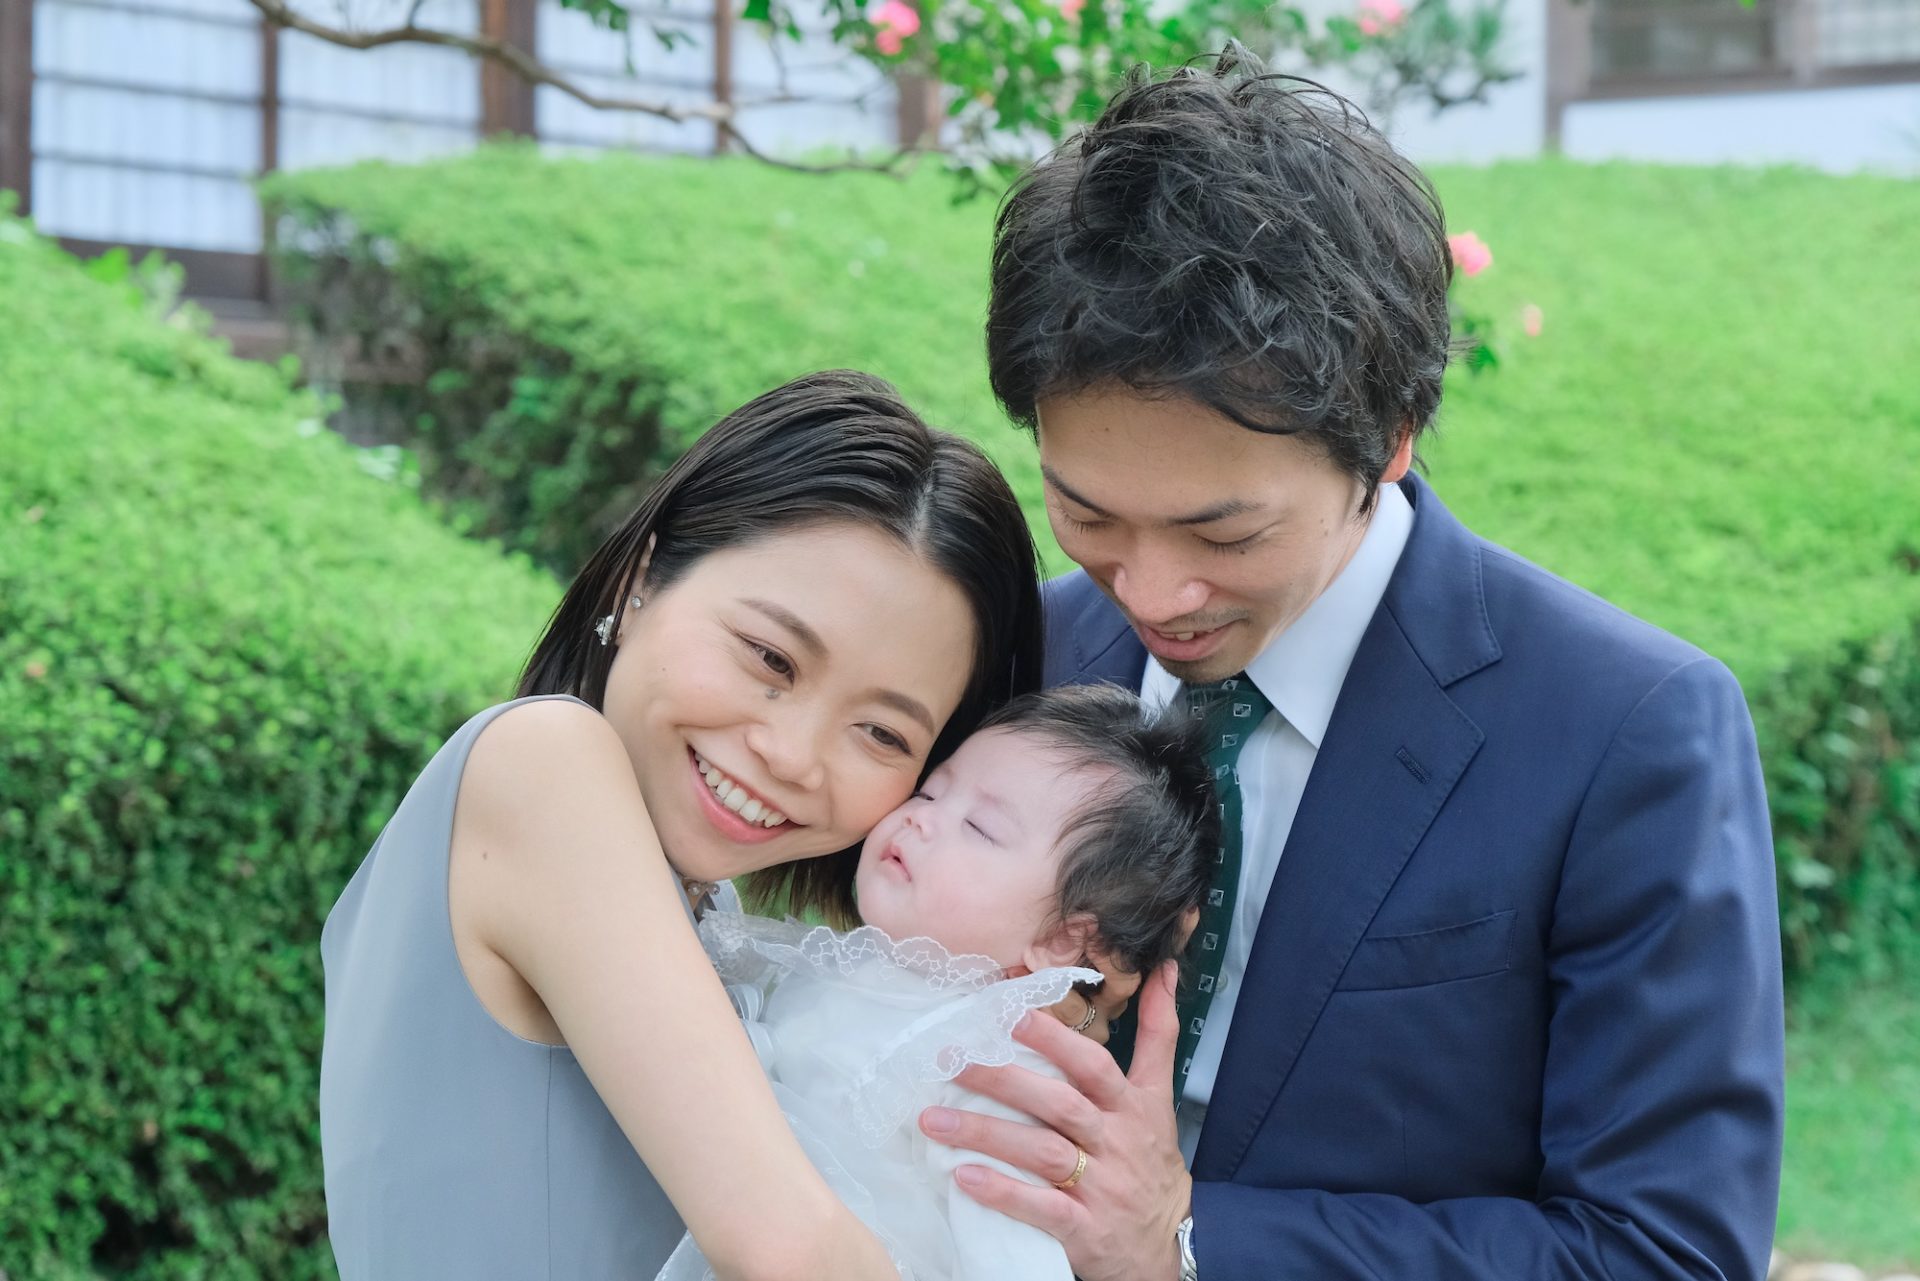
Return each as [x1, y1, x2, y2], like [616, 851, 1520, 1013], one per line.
[987, 46, 1454, 513]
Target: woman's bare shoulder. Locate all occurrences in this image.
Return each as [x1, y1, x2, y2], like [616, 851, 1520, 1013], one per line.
[459, 697, 645, 846]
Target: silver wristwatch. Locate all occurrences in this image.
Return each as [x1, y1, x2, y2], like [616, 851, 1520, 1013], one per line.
[1176, 1215, 1198, 1280]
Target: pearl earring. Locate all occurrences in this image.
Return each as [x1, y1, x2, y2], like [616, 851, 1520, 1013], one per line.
[597, 595, 644, 647]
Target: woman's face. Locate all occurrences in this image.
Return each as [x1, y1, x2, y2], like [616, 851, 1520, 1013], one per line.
[602, 522, 977, 885]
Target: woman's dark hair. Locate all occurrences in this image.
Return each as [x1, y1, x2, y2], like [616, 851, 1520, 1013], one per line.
[978, 685, 1219, 980]
[519, 369, 1044, 925]
[987, 46, 1452, 514]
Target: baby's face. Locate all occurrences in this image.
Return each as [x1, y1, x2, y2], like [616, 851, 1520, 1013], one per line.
[854, 728, 1110, 969]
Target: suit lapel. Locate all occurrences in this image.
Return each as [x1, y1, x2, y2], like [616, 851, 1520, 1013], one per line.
[1191, 475, 1496, 1180]
[1053, 577, 1147, 690]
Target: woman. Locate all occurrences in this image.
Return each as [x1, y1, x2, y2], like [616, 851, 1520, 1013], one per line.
[319, 370, 1045, 1280]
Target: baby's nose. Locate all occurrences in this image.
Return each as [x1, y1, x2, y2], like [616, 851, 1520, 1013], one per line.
[902, 803, 937, 838]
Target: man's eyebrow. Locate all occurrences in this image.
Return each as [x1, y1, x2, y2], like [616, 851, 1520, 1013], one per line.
[741, 598, 826, 658]
[1167, 497, 1265, 527]
[1042, 467, 1265, 527]
[1042, 467, 1115, 520]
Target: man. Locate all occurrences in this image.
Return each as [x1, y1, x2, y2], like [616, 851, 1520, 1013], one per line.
[916, 51, 1785, 1281]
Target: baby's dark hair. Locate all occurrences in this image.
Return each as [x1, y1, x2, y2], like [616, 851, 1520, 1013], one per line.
[977, 684, 1219, 979]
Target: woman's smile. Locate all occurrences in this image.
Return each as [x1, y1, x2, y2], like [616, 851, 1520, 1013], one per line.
[688, 749, 795, 845]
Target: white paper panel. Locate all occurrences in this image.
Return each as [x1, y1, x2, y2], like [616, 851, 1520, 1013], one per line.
[33, 81, 260, 171]
[32, 158, 261, 249]
[34, 1, 261, 95]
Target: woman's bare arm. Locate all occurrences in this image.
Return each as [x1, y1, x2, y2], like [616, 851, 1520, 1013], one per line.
[453, 698, 895, 1281]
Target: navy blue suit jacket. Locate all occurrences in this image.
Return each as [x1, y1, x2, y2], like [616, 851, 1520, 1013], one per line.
[1043, 474, 1784, 1280]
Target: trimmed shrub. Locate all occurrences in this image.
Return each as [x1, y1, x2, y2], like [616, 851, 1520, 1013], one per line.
[1428, 161, 1920, 977]
[262, 147, 1041, 576]
[266, 151, 1920, 977]
[0, 214, 558, 1277]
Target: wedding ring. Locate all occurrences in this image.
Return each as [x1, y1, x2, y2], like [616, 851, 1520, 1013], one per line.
[1072, 996, 1099, 1034]
[1054, 1147, 1088, 1191]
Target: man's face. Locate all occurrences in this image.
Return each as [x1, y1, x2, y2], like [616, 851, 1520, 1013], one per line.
[1036, 386, 1410, 684]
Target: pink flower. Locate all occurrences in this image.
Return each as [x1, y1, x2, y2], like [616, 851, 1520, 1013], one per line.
[1521, 303, 1544, 337]
[1060, 0, 1086, 18]
[1448, 230, 1492, 277]
[872, 0, 919, 53]
[1358, 0, 1407, 36]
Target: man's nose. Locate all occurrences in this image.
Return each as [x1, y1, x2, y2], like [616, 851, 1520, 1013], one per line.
[1110, 553, 1209, 626]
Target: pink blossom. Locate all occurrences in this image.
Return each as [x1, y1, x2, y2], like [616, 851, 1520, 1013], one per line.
[1060, 0, 1086, 18]
[872, 0, 919, 53]
[1358, 0, 1407, 36]
[1448, 230, 1493, 277]
[1521, 303, 1544, 337]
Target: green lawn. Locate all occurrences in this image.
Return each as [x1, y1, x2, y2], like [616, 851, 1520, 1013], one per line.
[1777, 977, 1920, 1271]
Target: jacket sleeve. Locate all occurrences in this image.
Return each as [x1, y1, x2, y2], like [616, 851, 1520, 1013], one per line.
[1191, 657, 1785, 1281]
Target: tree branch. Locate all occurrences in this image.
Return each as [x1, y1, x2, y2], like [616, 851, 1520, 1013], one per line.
[251, 0, 732, 123]
[249, 0, 925, 174]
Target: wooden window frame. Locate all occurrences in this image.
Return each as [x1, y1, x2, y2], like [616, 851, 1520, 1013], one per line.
[1547, 0, 1920, 141]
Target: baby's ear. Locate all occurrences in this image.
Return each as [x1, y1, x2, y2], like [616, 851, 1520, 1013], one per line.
[1022, 913, 1100, 974]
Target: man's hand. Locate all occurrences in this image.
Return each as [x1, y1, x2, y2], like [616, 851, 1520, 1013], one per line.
[1045, 905, 1195, 1042]
[920, 962, 1191, 1281]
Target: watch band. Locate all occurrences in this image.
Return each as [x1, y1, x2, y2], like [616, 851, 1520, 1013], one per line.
[1177, 1215, 1198, 1280]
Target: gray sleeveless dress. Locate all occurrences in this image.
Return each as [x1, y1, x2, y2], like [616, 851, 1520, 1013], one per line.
[321, 694, 707, 1279]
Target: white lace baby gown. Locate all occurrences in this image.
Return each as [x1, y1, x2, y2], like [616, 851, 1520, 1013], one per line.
[656, 912, 1100, 1281]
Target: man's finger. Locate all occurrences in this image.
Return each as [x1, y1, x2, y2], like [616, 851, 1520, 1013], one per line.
[948, 1164, 1083, 1238]
[1126, 960, 1182, 1090]
[1091, 970, 1140, 1022]
[953, 1061, 1106, 1147]
[1013, 1007, 1131, 1110]
[1043, 989, 1093, 1033]
[919, 1100, 1082, 1179]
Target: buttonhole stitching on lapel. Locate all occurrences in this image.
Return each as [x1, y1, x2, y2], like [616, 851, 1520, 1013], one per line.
[1395, 747, 1429, 784]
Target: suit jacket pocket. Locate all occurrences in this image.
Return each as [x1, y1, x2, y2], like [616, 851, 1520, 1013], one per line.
[1334, 909, 1516, 992]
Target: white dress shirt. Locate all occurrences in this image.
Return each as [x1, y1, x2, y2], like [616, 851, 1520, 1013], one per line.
[1138, 483, 1414, 1162]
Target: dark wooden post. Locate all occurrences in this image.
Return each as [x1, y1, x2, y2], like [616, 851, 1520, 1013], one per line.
[1543, 0, 1591, 150]
[481, 0, 538, 137]
[261, 18, 280, 176]
[713, 0, 734, 154]
[0, 0, 33, 216]
[257, 16, 281, 303]
[891, 0, 942, 149]
[894, 73, 940, 149]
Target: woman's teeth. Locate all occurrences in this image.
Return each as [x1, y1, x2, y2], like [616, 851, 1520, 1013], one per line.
[694, 754, 787, 827]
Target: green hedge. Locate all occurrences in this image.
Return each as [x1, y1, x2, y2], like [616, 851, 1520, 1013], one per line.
[263, 147, 1036, 575]
[267, 151, 1920, 976]
[0, 215, 558, 1277]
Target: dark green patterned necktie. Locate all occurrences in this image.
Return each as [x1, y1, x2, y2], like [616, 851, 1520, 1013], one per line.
[1107, 673, 1273, 1100]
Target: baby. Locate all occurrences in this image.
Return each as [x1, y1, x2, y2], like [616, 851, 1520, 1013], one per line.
[658, 684, 1220, 1281]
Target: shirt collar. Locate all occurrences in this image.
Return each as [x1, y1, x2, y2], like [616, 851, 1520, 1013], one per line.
[1141, 482, 1413, 750]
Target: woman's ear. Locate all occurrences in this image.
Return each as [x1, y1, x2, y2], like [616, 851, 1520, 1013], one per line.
[617, 534, 659, 644]
[1022, 912, 1100, 975]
